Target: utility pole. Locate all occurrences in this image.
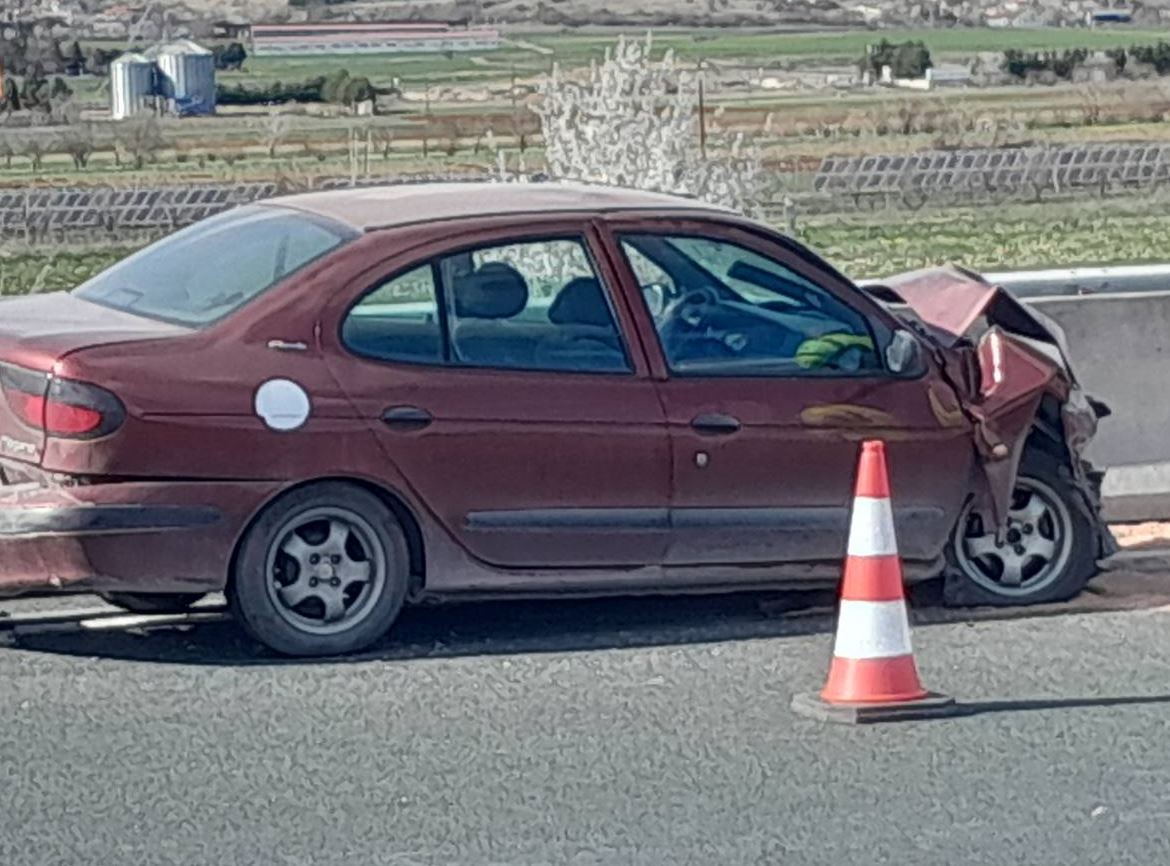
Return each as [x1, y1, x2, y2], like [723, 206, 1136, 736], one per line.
[698, 60, 707, 161]
[422, 82, 431, 158]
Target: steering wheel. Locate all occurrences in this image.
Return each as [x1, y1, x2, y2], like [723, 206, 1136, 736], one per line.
[662, 285, 720, 330]
[641, 282, 680, 322]
[657, 285, 755, 358]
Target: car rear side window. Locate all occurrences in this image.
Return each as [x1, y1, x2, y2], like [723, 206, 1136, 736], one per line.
[73, 206, 355, 327]
[341, 237, 632, 375]
[343, 265, 443, 365]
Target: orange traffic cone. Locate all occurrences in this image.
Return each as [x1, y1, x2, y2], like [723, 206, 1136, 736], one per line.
[791, 440, 958, 724]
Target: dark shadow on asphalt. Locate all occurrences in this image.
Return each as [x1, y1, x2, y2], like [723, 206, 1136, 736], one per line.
[958, 694, 1170, 717]
[4, 589, 843, 666]
[950, 692, 1170, 720]
[1, 573, 1160, 666]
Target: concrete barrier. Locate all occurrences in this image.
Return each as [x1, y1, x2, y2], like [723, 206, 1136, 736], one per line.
[863, 267, 1170, 520]
[1026, 291, 1170, 522]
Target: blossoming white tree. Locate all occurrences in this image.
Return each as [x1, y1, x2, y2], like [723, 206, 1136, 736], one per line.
[515, 34, 764, 215]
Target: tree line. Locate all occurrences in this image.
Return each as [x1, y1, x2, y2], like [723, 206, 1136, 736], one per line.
[0, 28, 248, 79]
[1003, 41, 1170, 80]
[217, 69, 382, 107]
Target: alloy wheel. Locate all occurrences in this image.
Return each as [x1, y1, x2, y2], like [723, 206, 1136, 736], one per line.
[954, 476, 1074, 598]
[264, 506, 387, 636]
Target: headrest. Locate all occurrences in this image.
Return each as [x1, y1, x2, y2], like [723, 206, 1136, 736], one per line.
[453, 262, 528, 320]
[548, 277, 613, 328]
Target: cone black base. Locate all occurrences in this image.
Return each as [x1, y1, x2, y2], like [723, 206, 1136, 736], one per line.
[791, 691, 960, 725]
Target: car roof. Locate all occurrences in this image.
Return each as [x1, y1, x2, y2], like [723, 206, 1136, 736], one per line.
[267, 181, 734, 232]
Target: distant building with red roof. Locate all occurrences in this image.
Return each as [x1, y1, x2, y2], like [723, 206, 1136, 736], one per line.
[250, 20, 501, 56]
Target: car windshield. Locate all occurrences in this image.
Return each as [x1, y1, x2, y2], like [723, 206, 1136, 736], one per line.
[73, 206, 356, 327]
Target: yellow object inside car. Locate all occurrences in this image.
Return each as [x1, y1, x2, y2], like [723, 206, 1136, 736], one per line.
[795, 333, 875, 370]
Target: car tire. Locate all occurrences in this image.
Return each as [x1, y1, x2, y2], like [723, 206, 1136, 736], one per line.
[228, 482, 410, 657]
[944, 449, 1098, 607]
[99, 592, 207, 615]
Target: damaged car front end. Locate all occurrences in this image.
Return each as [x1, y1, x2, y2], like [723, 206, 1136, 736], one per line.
[866, 265, 1117, 604]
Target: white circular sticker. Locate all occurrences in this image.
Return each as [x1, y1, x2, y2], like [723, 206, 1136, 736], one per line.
[254, 379, 311, 431]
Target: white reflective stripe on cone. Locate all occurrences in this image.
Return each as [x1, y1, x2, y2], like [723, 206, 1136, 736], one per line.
[832, 599, 914, 659]
[845, 496, 898, 557]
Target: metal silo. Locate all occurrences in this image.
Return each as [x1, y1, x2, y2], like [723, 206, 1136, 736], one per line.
[152, 40, 216, 116]
[109, 53, 156, 120]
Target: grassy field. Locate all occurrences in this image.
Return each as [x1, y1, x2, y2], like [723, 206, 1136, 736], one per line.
[803, 204, 1170, 276]
[79, 26, 1170, 93]
[5, 25, 1170, 282]
[6, 196, 1170, 295]
[9, 72, 1170, 190]
[22, 25, 1169, 192]
[0, 247, 132, 294]
[525, 27, 1170, 65]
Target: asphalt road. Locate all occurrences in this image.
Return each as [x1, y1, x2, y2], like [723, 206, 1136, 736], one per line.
[1, 577, 1170, 866]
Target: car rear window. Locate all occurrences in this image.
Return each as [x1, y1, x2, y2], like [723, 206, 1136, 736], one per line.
[73, 205, 356, 327]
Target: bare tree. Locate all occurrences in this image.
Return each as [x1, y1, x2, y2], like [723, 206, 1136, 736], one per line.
[117, 115, 164, 170]
[49, 97, 83, 127]
[0, 132, 14, 169]
[1079, 85, 1106, 126]
[59, 122, 96, 170]
[20, 135, 50, 172]
[258, 112, 292, 159]
[374, 125, 395, 160]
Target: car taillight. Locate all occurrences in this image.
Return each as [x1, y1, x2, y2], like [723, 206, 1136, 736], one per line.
[43, 378, 126, 439]
[0, 364, 125, 440]
[0, 363, 47, 428]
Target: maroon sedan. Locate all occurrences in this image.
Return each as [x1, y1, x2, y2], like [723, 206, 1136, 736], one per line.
[0, 183, 1113, 655]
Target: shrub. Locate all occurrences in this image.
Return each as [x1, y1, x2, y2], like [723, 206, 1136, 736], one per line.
[213, 42, 248, 71]
[1128, 41, 1170, 75]
[861, 39, 933, 80]
[1002, 49, 1090, 80]
[215, 70, 375, 107]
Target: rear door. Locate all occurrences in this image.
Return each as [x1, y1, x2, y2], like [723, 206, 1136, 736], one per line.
[323, 219, 671, 571]
[599, 218, 976, 569]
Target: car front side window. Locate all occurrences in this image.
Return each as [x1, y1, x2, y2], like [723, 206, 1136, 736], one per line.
[619, 233, 880, 377]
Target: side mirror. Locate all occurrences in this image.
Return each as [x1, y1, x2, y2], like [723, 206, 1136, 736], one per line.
[885, 329, 922, 375]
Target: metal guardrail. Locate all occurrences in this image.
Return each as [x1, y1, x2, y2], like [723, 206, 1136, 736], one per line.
[862, 265, 1170, 299]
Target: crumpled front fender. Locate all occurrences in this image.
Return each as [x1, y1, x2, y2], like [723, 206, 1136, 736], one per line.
[868, 265, 1109, 537]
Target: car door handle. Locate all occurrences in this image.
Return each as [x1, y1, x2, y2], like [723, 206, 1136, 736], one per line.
[381, 406, 433, 430]
[690, 413, 741, 434]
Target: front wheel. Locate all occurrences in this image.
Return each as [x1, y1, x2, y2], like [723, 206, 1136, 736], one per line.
[228, 483, 410, 656]
[945, 450, 1098, 606]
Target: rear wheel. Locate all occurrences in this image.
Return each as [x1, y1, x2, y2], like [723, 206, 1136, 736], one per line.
[99, 592, 206, 615]
[228, 482, 409, 657]
[945, 450, 1098, 606]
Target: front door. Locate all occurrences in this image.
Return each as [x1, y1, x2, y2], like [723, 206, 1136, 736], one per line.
[600, 220, 976, 570]
[324, 221, 670, 572]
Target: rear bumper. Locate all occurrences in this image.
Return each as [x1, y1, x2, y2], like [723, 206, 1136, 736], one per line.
[0, 502, 222, 537]
[0, 480, 281, 595]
